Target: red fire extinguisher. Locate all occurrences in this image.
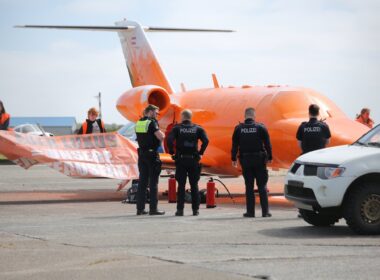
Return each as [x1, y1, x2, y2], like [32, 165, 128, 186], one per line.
[168, 176, 177, 203]
[206, 178, 216, 208]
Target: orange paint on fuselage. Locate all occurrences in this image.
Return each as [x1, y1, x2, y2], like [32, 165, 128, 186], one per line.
[117, 85, 369, 176]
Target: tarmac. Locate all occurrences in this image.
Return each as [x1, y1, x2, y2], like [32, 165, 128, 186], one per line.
[0, 165, 379, 280]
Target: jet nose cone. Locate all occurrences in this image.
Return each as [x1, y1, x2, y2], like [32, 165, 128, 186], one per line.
[326, 118, 369, 146]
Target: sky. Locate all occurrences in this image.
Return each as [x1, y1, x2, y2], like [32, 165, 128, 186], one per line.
[0, 0, 379, 125]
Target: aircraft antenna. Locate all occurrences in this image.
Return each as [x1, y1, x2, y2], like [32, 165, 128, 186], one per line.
[94, 92, 102, 119]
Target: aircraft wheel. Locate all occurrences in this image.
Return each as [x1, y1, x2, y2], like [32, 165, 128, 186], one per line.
[344, 183, 380, 235]
[299, 209, 338, 227]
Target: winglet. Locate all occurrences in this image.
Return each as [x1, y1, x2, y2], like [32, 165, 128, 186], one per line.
[212, 73, 220, 88]
[180, 83, 187, 92]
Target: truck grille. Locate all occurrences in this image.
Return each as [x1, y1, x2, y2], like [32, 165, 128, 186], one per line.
[286, 181, 316, 200]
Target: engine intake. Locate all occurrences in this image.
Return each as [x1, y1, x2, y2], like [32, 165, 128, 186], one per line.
[117, 85, 171, 122]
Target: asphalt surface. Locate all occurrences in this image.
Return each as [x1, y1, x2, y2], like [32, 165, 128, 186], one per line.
[0, 165, 287, 204]
[0, 165, 379, 280]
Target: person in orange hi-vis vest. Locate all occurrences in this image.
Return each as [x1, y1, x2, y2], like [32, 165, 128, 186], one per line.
[356, 108, 374, 129]
[77, 107, 106, 134]
[0, 100, 10, 131]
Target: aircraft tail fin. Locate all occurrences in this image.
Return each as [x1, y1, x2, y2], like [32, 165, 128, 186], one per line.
[114, 20, 233, 94]
[15, 21, 234, 94]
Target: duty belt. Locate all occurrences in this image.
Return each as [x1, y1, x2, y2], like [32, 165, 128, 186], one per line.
[179, 154, 196, 159]
[241, 152, 264, 156]
[240, 152, 265, 158]
[138, 148, 157, 155]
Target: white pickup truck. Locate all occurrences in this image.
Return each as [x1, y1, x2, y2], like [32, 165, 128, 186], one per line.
[285, 125, 380, 235]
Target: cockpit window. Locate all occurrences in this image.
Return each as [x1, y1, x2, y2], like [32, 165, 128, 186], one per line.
[21, 125, 38, 133]
[272, 91, 345, 120]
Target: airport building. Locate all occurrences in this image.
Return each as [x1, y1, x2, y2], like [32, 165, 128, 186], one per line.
[10, 117, 77, 135]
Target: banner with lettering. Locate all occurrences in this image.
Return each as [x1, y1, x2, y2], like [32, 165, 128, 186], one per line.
[0, 131, 139, 180]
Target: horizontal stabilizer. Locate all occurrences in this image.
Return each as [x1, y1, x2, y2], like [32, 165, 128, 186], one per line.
[14, 25, 132, 31]
[15, 25, 235, 33]
[145, 27, 234, 32]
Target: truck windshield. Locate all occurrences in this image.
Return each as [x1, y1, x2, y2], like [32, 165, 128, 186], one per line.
[355, 124, 380, 147]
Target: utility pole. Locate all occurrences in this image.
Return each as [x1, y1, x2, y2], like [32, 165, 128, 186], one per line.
[94, 92, 102, 119]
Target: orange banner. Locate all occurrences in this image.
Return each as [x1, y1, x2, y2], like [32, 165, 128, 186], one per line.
[0, 131, 139, 180]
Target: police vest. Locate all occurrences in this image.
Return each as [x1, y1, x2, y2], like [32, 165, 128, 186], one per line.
[176, 123, 199, 155]
[237, 122, 264, 154]
[135, 119, 152, 134]
[301, 120, 328, 152]
[135, 118, 159, 151]
[80, 120, 105, 134]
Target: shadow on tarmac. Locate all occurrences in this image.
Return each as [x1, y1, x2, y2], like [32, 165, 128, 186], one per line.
[197, 216, 248, 221]
[258, 225, 359, 238]
[85, 214, 207, 220]
[198, 216, 298, 222]
[85, 215, 132, 220]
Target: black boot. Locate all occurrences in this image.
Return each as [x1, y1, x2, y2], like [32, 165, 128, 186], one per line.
[175, 210, 184, 216]
[243, 212, 255, 218]
[136, 210, 148, 216]
[192, 210, 199, 216]
[262, 212, 272, 218]
[149, 209, 165, 215]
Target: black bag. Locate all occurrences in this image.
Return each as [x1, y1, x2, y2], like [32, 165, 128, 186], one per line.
[184, 188, 207, 204]
[123, 180, 150, 204]
[199, 189, 207, 203]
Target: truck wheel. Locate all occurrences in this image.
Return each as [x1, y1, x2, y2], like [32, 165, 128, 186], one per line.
[344, 183, 380, 235]
[299, 209, 338, 227]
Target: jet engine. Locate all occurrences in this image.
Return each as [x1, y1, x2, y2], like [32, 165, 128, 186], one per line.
[116, 85, 171, 122]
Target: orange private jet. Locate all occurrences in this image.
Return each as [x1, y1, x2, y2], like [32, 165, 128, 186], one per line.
[17, 20, 369, 176]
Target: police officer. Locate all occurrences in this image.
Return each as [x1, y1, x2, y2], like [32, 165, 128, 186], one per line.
[296, 104, 331, 154]
[167, 109, 209, 216]
[135, 104, 165, 216]
[231, 107, 272, 218]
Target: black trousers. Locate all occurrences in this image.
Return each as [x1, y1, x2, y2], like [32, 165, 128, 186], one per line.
[136, 152, 161, 211]
[175, 158, 201, 211]
[239, 157, 269, 215]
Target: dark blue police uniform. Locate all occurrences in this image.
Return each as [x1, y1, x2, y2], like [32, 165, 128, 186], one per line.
[231, 118, 272, 217]
[135, 116, 162, 213]
[296, 117, 331, 154]
[167, 120, 209, 214]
